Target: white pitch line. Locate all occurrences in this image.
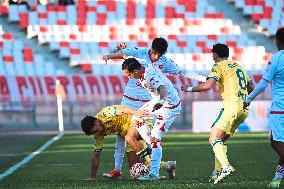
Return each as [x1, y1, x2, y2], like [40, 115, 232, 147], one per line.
[0, 132, 63, 180]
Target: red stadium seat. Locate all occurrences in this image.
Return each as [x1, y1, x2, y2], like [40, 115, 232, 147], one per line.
[207, 35, 217, 41]
[70, 48, 80, 55]
[137, 41, 147, 47]
[81, 64, 92, 73]
[69, 34, 77, 40]
[129, 34, 138, 40]
[98, 42, 109, 48]
[19, 12, 28, 29]
[60, 42, 69, 47]
[2, 33, 13, 40]
[177, 41, 187, 48]
[3, 55, 14, 63]
[39, 26, 48, 32]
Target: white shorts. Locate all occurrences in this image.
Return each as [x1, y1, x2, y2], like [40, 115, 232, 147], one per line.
[269, 113, 284, 142]
[135, 99, 181, 142]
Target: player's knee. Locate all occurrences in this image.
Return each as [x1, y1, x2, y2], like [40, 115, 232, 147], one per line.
[125, 135, 134, 145]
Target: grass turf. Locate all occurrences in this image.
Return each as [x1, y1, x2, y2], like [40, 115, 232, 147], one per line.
[0, 133, 280, 189]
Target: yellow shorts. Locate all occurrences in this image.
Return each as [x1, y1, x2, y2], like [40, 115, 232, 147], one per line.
[126, 140, 147, 153]
[212, 106, 248, 135]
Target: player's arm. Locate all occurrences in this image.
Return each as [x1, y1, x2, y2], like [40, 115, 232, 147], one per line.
[110, 42, 127, 53]
[88, 136, 104, 180]
[103, 47, 141, 63]
[181, 69, 207, 82]
[244, 57, 277, 109]
[102, 52, 128, 63]
[152, 85, 167, 111]
[160, 56, 207, 82]
[181, 78, 217, 92]
[243, 79, 269, 109]
[90, 151, 101, 179]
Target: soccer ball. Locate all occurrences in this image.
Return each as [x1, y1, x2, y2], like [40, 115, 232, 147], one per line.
[130, 163, 149, 180]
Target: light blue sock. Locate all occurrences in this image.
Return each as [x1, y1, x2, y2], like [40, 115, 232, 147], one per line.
[114, 135, 126, 171]
[150, 141, 162, 176]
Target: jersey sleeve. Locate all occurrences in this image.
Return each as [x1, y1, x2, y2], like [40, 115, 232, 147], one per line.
[120, 47, 141, 57]
[95, 105, 118, 122]
[159, 56, 184, 75]
[262, 56, 278, 82]
[93, 135, 104, 152]
[207, 64, 221, 81]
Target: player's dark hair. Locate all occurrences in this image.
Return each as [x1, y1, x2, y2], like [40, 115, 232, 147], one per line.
[122, 58, 142, 72]
[81, 115, 96, 135]
[211, 43, 229, 58]
[151, 37, 168, 55]
[276, 27, 284, 43]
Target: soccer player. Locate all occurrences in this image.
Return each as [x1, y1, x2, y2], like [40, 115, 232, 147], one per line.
[102, 37, 206, 178]
[243, 28, 284, 189]
[182, 43, 255, 184]
[122, 58, 181, 180]
[81, 105, 176, 180]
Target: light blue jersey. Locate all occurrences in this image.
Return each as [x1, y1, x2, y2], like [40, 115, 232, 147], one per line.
[139, 60, 180, 106]
[120, 47, 184, 109]
[263, 50, 284, 111]
[120, 47, 184, 75]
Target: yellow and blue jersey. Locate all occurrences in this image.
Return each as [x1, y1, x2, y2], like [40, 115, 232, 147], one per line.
[207, 60, 252, 103]
[93, 105, 132, 151]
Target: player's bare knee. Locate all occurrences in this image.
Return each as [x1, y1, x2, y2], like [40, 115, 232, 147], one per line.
[125, 135, 133, 144]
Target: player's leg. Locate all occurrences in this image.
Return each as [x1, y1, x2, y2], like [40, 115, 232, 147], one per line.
[125, 126, 152, 166]
[209, 126, 230, 170]
[268, 115, 284, 188]
[114, 135, 126, 171]
[127, 138, 176, 179]
[103, 135, 126, 179]
[269, 140, 284, 188]
[126, 139, 148, 167]
[139, 107, 180, 181]
[212, 110, 248, 184]
[127, 151, 140, 168]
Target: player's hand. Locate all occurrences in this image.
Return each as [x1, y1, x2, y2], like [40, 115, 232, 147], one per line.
[181, 84, 192, 92]
[83, 177, 96, 181]
[152, 103, 163, 112]
[116, 42, 127, 50]
[243, 101, 250, 110]
[135, 109, 149, 118]
[102, 55, 109, 64]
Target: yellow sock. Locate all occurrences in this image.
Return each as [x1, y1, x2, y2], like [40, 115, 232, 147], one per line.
[160, 161, 167, 171]
[214, 157, 222, 172]
[212, 140, 229, 167]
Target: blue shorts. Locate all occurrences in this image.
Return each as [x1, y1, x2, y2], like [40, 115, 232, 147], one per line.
[269, 113, 284, 142]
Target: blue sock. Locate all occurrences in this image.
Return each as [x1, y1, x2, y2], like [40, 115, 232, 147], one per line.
[150, 141, 162, 176]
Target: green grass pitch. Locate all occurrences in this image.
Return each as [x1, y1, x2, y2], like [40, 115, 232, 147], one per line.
[0, 133, 280, 189]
